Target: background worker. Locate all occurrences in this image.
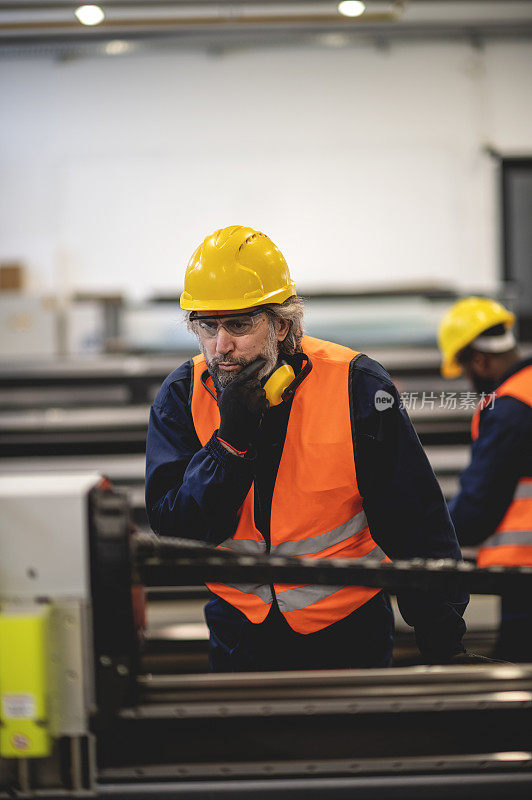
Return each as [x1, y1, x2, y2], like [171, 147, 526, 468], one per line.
[146, 225, 468, 672]
[439, 297, 532, 661]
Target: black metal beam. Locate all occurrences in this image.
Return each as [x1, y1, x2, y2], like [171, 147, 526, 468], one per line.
[135, 534, 532, 596]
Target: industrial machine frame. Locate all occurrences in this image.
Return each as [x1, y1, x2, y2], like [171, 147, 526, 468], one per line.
[1, 473, 532, 799]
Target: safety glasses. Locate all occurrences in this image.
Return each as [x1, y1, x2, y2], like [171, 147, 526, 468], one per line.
[189, 309, 265, 338]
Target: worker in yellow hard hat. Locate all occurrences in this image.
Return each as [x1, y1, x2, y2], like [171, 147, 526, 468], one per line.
[439, 297, 532, 660]
[145, 225, 469, 672]
[438, 297, 516, 382]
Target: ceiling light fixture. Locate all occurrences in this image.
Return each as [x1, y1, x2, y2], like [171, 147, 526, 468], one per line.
[338, 1, 366, 18]
[75, 5, 106, 26]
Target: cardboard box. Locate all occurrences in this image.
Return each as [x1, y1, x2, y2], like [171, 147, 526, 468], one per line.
[0, 262, 25, 292]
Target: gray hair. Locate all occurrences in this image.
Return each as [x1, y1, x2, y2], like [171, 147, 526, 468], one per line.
[263, 296, 305, 355]
[184, 295, 305, 355]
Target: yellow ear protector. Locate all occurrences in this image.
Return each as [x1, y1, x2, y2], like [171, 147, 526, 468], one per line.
[263, 361, 296, 406]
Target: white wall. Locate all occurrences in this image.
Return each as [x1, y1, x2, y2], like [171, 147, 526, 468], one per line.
[1, 39, 531, 299]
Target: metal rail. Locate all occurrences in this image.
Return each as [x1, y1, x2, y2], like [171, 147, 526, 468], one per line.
[95, 772, 532, 799]
[131, 662, 532, 718]
[99, 753, 532, 784]
[135, 534, 532, 596]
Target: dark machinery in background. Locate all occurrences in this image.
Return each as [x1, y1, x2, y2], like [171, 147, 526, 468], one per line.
[2, 290, 530, 528]
[1, 474, 532, 799]
[0, 345, 475, 524]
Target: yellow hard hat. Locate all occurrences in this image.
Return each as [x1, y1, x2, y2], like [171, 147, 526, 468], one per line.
[180, 225, 296, 311]
[438, 297, 515, 379]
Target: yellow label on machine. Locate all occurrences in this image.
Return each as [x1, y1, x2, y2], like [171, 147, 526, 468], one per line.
[0, 604, 51, 758]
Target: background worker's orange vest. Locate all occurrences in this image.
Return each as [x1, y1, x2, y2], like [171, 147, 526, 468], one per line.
[471, 365, 532, 567]
[190, 335, 388, 634]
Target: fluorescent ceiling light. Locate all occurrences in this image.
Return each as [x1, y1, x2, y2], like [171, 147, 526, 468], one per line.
[75, 5, 105, 26]
[338, 1, 366, 18]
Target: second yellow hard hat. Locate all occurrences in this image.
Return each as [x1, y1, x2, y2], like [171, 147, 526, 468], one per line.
[438, 296, 515, 379]
[180, 226, 296, 312]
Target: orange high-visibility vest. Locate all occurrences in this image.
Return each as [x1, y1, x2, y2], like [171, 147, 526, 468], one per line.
[190, 334, 388, 634]
[471, 364, 532, 568]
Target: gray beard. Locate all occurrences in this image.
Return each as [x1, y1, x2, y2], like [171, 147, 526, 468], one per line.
[201, 323, 280, 390]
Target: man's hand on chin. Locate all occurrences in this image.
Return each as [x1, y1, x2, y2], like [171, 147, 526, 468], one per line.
[217, 358, 269, 455]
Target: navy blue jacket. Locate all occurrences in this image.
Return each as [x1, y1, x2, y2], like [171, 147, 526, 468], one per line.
[146, 348, 467, 662]
[449, 357, 532, 546]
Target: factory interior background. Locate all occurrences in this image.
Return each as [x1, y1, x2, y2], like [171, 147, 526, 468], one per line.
[1, 1, 532, 797]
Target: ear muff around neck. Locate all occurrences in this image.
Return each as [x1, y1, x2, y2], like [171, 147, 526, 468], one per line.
[263, 362, 296, 406]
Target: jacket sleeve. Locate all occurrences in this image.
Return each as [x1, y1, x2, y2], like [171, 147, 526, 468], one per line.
[351, 356, 467, 663]
[145, 362, 255, 545]
[448, 396, 530, 546]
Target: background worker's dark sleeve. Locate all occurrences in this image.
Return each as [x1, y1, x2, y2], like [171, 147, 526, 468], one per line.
[448, 397, 531, 547]
[145, 361, 254, 544]
[352, 356, 467, 663]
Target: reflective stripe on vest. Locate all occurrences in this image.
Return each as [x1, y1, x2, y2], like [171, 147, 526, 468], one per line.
[216, 510, 378, 611]
[514, 480, 532, 500]
[270, 509, 368, 557]
[276, 545, 388, 613]
[482, 531, 532, 549]
[190, 335, 388, 633]
[474, 366, 532, 568]
[222, 583, 274, 604]
[226, 543, 388, 617]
